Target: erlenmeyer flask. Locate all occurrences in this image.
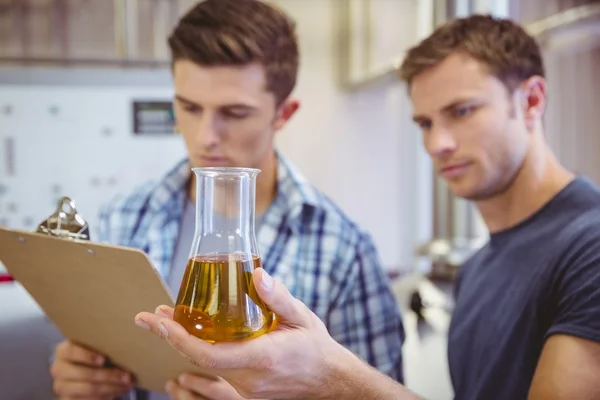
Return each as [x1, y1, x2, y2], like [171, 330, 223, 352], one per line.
[173, 167, 273, 342]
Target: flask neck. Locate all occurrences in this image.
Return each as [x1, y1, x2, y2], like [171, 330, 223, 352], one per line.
[193, 168, 259, 239]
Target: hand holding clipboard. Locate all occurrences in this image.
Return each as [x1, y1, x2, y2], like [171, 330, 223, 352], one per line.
[0, 197, 213, 394]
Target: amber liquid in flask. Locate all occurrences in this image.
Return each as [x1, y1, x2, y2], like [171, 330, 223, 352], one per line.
[174, 254, 272, 341]
[173, 167, 273, 342]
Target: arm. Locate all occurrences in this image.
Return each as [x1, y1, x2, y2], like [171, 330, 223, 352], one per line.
[135, 269, 420, 400]
[529, 335, 600, 399]
[529, 223, 600, 399]
[326, 347, 416, 400]
[327, 231, 405, 381]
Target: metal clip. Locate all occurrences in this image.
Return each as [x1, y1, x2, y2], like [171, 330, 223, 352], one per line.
[36, 196, 90, 241]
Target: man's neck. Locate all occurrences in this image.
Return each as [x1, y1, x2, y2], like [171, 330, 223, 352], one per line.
[476, 139, 574, 233]
[188, 152, 279, 215]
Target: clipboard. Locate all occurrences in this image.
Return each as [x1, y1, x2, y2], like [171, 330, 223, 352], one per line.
[0, 225, 214, 393]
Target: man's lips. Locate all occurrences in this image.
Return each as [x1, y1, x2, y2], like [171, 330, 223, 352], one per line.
[198, 155, 228, 163]
[440, 161, 472, 178]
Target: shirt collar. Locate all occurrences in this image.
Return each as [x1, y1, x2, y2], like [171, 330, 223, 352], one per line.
[146, 149, 322, 222]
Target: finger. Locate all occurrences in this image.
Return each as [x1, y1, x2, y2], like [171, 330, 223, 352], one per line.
[177, 373, 213, 391]
[166, 379, 206, 400]
[52, 380, 131, 398]
[178, 374, 242, 400]
[166, 379, 187, 399]
[50, 360, 131, 385]
[155, 305, 174, 318]
[166, 379, 178, 395]
[135, 311, 247, 369]
[252, 268, 311, 327]
[55, 341, 105, 366]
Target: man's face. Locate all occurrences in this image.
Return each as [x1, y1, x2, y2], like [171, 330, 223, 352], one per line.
[409, 53, 537, 201]
[172, 60, 298, 169]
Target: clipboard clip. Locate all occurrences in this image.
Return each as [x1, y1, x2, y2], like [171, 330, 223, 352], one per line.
[2, 196, 90, 284]
[36, 196, 90, 241]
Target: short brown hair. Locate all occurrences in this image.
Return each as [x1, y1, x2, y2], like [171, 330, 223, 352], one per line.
[399, 14, 545, 92]
[168, 0, 299, 105]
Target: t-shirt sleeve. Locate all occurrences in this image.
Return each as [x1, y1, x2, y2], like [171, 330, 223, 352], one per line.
[546, 213, 600, 344]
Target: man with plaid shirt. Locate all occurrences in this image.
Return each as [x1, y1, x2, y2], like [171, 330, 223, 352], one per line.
[49, 1, 404, 399]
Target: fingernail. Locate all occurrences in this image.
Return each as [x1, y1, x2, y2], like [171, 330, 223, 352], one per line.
[177, 374, 186, 385]
[95, 355, 105, 365]
[135, 319, 149, 330]
[159, 322, 169, 338]
[122, 374, 130, 384]
[261, 270, 273, 290]
[156, 308, 169, 318]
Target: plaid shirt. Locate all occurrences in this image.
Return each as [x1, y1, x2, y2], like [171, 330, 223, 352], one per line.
[98, 152, 405, 381]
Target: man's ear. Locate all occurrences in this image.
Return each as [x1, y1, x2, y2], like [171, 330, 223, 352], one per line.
[519, 76, 547, 131]
[273, 98, 300, 131]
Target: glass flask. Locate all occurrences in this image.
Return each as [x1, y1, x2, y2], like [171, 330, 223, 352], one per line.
[173, 167, 273, 342]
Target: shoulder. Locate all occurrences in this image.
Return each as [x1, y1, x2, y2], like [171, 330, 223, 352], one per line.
[278, 153, 373, 246]
[97, 179, 159, 243]
[301, 185, 375, 249]
[546, 208, 600, 344]
[299, 190, 384, 291]
[99, 180, 158, 221]
[97, 158, 190, 242]
[555, 207, 600, 267]
[540, 207, 600, 311]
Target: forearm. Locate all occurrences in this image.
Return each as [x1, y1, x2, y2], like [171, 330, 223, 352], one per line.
[324, 347, 420, 400]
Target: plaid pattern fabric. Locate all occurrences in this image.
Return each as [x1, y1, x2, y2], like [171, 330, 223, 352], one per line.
[98, 152, 405, 381]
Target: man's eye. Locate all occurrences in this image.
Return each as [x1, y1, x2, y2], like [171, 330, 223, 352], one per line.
[223, 111, 249, 120]
[419, 120, 432, 130]
[183, 105, 199, 113]
[454, 106, 473, 117]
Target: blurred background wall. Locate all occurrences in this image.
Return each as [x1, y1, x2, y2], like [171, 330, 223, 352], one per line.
[0, 0, 434, 273]
[1, 0, 597, 274]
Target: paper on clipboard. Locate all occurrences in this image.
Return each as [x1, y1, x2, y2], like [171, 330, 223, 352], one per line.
[0, 225, 214, 393]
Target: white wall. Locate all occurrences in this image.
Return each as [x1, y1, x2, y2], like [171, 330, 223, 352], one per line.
[0, 0, 434, 272]
[0, 84, 184, 235]
[273, 0, 433, 271]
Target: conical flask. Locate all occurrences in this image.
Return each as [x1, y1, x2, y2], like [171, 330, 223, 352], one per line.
[173, 167, 273, 342]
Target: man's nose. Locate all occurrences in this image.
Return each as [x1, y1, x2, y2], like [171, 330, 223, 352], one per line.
[194, 115, 222, 149]
[424, 125, 458, 159]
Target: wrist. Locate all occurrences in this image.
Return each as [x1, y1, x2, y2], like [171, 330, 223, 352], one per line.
[322, 346, 418, 400]
[320, 346, 375, 399]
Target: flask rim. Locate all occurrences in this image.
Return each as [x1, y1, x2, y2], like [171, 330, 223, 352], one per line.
[192, 167, 261, 177]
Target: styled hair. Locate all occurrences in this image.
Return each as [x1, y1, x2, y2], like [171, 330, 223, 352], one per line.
[168, 0, 299, 105]
[399, 14, 545, 92]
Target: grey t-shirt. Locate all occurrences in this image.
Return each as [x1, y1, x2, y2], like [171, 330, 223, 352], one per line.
[448, 177, 600, 400]
[166, 200, 197, 297]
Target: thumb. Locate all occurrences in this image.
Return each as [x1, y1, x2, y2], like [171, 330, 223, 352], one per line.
[253, 268, 311, 328]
